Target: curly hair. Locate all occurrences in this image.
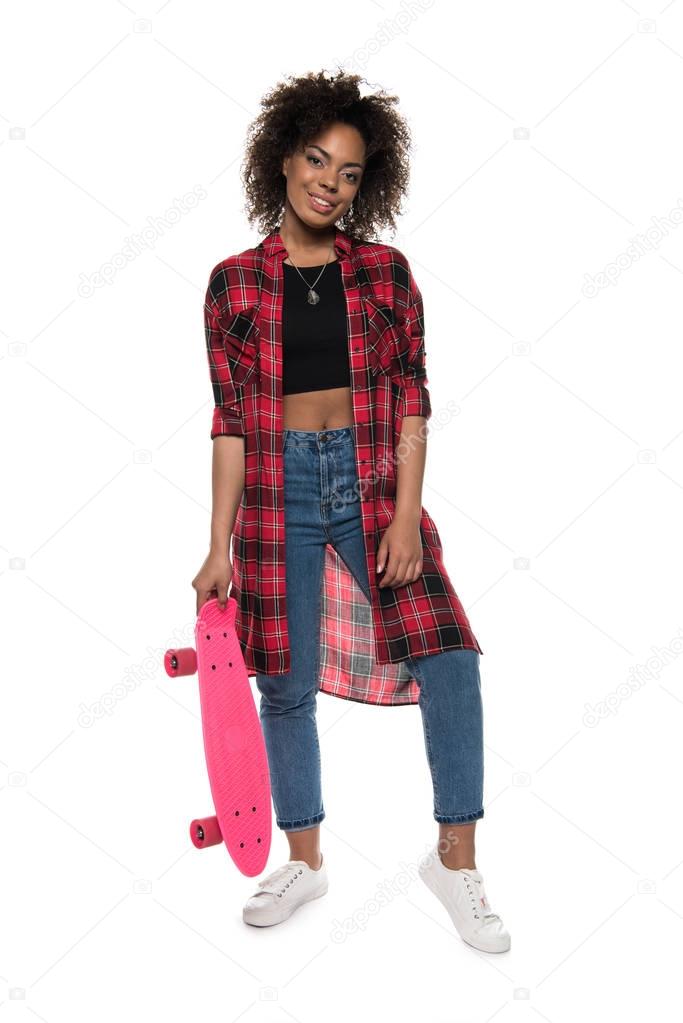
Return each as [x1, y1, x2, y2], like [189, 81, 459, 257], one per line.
[241, 68, 413, 242]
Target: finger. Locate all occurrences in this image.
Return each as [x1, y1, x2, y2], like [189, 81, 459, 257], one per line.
[380, 554, 401, 587]
[398, 556, 421, 586]
[390, 557, 415, 588]
[407, 558, 421, 584]
[404, 560, 421, 585]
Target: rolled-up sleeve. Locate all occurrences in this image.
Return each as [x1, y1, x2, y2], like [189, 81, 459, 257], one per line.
[398, 266, 432, 421]
[204, 272, 245, 440]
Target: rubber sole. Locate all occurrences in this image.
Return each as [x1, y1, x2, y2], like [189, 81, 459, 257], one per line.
[242, 880, 329, 927]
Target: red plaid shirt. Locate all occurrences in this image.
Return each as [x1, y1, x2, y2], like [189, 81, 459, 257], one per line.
[204, 226, 483, 706]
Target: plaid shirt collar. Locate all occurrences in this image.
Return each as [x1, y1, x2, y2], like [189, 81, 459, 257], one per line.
[260, 225, 354, 261]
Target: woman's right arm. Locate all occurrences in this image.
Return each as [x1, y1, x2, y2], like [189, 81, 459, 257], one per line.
[193, 261, 248, 613]
[192, 435, 245, 613]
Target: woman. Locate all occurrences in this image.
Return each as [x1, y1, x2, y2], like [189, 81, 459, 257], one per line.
[192, 70, 510, 953]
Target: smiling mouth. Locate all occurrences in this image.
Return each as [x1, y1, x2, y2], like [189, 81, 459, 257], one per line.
[307, 191, 336, 212]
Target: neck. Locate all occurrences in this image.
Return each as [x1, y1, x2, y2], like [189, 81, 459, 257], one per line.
[278, 206, 337, 258]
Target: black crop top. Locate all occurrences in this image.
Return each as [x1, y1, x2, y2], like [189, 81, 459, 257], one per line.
[282, 261, 350, 395]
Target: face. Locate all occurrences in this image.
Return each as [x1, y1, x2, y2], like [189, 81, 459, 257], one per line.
[281, 121, 366, 227]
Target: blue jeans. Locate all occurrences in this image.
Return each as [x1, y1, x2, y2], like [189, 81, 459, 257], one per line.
[255, 426, 484, 832]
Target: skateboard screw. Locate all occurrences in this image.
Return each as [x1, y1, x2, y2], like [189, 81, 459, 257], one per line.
[235, 810, 240, 816]
[252, 806, 256, 812]
[206, 634, 210, 639]
[211, 664, 216, 670]
[257, 837, 261, 843]
[240, 842, 244, 848]
[223, 632, 227, 637]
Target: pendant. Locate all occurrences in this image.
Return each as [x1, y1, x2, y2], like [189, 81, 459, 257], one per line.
[307, 289, 320, 305]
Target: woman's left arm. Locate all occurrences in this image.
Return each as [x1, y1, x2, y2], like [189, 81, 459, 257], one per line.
[376, 416, 427, 589]
[394, 260, 431, 522]
[395, 415, 427, 522]
[376, 262, 431, 588]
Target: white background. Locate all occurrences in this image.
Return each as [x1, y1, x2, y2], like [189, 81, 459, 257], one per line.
[3, 0, 683, 1019]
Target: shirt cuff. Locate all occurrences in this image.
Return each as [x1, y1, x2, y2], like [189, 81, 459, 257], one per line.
[399, 384, 432, 420]
[211, 405, 245, 439]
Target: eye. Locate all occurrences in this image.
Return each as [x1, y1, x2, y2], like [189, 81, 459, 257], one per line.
[307, 154, 359, 184]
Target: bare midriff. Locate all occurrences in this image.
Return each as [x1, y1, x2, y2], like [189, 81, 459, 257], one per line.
[283, 385, 354, 431]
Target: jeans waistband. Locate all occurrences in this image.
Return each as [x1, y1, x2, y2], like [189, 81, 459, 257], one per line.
[283, 425, 355, 450]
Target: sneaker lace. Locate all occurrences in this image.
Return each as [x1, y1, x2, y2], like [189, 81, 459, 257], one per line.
[256, 863, 304, 898]
[460, 870, 501, 925]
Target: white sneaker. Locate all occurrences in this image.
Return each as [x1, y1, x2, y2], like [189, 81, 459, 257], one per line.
[242, 854, 328, 927]
[418, 845, 511, 953]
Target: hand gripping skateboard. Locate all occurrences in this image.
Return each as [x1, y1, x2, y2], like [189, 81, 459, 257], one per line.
[164, 596, 272, 876]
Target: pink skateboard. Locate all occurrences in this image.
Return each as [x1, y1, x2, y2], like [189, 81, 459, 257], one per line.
[164, 596, 272, 876]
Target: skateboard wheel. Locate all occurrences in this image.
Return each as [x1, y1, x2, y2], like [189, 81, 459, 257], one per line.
[190, 815, 222, 848]
[164, 647, 197, 677]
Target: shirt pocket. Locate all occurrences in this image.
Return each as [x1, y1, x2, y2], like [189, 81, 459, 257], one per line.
[362, 296, 410, 379]
[220, 304, 260, 388]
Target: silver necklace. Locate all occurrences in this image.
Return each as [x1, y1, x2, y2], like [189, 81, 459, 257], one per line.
[285, 242, 336, 305]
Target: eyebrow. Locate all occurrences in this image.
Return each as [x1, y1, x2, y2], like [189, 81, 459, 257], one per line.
[306, 144, 364, 170]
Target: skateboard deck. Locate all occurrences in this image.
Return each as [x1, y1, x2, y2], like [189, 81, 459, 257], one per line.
[164, 596, 272, 876]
